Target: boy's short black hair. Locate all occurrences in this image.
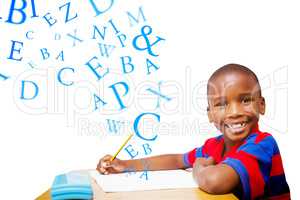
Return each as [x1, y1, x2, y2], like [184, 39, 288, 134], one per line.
[207, 63, 262, 97]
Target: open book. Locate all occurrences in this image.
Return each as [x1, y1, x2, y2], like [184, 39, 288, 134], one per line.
[89, 169, 198, 192]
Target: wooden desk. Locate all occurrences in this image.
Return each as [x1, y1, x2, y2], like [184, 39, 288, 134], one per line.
[35, 179, 238, 200]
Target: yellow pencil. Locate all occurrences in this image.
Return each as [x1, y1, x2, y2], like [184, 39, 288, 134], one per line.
[110, 133, 134, 161]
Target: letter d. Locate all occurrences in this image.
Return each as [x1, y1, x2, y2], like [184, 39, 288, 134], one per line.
[20, 80, 39, 100]
[89, 0, 114, 16]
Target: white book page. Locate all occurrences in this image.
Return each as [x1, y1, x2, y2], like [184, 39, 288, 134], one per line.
[88, 169, 198, 192]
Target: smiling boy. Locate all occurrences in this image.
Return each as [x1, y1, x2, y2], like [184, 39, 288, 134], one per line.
[97, 64, 290, 200]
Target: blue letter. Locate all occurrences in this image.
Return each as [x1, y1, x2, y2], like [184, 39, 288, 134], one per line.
[146, 82, 172, 109]
[146, 58, 159, 75]
[106, 119, 123, 134]
[54, 33, 61, 40]
[117, 33, 127, 47]
[98, 43, 115, 58]
[85, 56, 109, 81]
[92, 25, 107, 40]
[43, 12, 57, 27]
[108, 19, 120, 34]
[109, 81, 129, 110]
[28, 61, 36, 68]
[67, 29, 83, 47]
[40, 48, 50, 60]
[121, 56, 134, 74]
[94, 94, 107, 111]
[6, 0, 27, 24]
[56, 51, 64, 61]
[59, 2, 78, 23]
[142, 143, 152, 155]
[134, 112, 160, 141]
[139, 171, 148, 180]
[127, 6, 146, 27]
[26, 31, 34, 40]
[20, 80, 39, 100]
[124, 144, 138, 159]
[8, 40, 23, 61]
[0, 73, 10, 81]
[30, 0, 38, 18]
[89, 0, 114, 16]
[57, 67, 74, 86]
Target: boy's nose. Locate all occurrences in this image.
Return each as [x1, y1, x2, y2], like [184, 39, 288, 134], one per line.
[226, 102, 243, 118]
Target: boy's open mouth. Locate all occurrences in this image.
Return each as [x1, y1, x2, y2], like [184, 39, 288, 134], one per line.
[225, 121, 248, 134]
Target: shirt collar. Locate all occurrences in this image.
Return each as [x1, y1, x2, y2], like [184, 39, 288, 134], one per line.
[251, 123, 260, 133]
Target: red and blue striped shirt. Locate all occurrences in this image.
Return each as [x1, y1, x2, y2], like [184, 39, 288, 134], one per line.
[183, 126, 290, 199]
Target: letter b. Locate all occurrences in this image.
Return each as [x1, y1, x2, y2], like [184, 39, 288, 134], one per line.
[6, 0, 38, 24]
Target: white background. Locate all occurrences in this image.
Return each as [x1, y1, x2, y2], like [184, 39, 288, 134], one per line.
[0, 0, 299, 199]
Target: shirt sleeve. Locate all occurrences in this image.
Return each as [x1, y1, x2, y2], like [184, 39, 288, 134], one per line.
[222, 134, 275, 200]
[182, 137, 221, 167]
[183, 147, 204, 167]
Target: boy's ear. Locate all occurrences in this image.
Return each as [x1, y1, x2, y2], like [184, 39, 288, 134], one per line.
[207, 107, 213, 122]
[259, 97, 266, 115]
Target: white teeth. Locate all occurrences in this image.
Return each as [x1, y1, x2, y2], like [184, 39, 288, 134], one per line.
[227, 123, 245, 129]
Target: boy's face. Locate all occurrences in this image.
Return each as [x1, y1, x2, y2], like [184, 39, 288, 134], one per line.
[207, 72, 265, 145]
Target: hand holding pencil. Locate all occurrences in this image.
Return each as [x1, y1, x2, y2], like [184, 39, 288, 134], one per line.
[97, 134, 133, 175]
[97, 154, 126, 175]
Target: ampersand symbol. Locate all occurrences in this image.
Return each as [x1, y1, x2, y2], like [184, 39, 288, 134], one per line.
[132, 25, 165, 57]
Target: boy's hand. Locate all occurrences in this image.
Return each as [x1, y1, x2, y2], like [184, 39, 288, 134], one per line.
[192, 157, 215, 178]
[96, 155, 126, 175]
[194, 157, 215, 168]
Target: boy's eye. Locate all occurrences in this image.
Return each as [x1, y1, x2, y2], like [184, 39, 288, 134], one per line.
[241, 96, 253, 104]
[214, 101, 227, 108]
